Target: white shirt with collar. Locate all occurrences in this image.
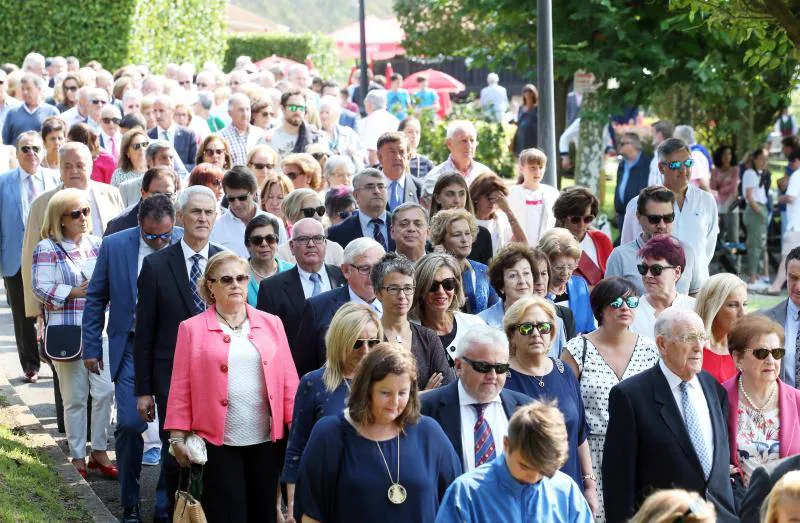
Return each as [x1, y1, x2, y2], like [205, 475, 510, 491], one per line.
[18, 167, 59, 223]
[385, 173, 406, 208]
[658, 359, 714, 464]
[348, 286, 383, 317]
[358, 210, 389, 242]
[782, 299, 800, 387]
[457, 379, 507, 472]
[209, 208, 284, 259]
[180, 238, 210, 277]
[100, 130, 122, 155]
[297, 265, 332, 299]
[158, 123, 178, 145]
[137, 235, 157, 276]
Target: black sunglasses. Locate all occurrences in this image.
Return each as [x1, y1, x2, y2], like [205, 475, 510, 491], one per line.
[461, 356, 510, 374]
[353, 338, 381, 350]
[637, 263, 677, 276]
[207, 274, 249, 285]
[131, 141, 149, 150]
[515, 322, 552, 336]
[249, 234, 278, 246]
[227, 193, 252, 203]
[251, 162, 274, 170]
[429, 277, 458, 293]
[743, 347, 785, 360]
[567, 215, 595, 225]
[285, 171, 301, 180]
[91, 99, 107, 105]
[20, 145, 41, 154]
[101, 117, 120, 125]
[65, 207, 91, 219]
[644, 213, 675, 225]
[301, 206, 326, 218]
[142, 231, 172, 241]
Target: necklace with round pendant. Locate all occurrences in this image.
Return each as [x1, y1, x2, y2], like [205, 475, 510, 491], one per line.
[376, 434, 406, 504]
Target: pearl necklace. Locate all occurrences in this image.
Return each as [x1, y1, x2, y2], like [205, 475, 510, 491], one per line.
[250, 262, 275, 280]
[738, 374, 776, 425]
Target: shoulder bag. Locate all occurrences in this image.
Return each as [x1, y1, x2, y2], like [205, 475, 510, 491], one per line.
[43, 242, 87, 361]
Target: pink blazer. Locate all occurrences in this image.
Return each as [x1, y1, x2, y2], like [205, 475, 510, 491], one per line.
[722, 373, 800, 472]
[164, 304, 300, 446]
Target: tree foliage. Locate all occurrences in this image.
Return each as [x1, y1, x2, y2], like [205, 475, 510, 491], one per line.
[224, 33, 344, 79]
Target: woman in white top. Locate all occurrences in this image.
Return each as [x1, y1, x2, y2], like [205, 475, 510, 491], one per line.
[742, 147, 770, 285]
[629, 235, 696, 339]
[507, 147, 560, 246]
[469, 172, 527, 255]
[277, 188, 344, 265]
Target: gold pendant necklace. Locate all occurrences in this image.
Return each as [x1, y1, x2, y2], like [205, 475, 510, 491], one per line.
[376, 434, 407, 504]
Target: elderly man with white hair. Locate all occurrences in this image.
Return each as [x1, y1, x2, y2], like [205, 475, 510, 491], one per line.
[146, 94, 198, 171]
[422, 120, 492, 204]
[319, 95, 364, 169]
[218, 92, 265, 166]
[673, 124, 712, 192]
[121, 88, 142, 116]
[480, 73, 509, 123]
[358, 89, 399, 165]
[603, 306, 737, 523]
[421, 324, 532, 472]
[98, 103, 122, 158]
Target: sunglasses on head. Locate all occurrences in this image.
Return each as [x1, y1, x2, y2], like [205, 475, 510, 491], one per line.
[208, 274, 249, 285]
[249, 234, 278, 246]
[609, 296, 640, 309]
[251, 162, 274, 170]
[637, 263, 676, 276]
[65, 207, 91, 219]
[515, 321, 552, 336]
[353, 338, 381, 350]
[743, 347, 785, 360]
[663, 158, 694, 171]
[429, 277, 458, 293]
[644, 213, 675, 224]
[227, 193, 252, 202]
[20, 145, 41, 154]
[204, 148, 225, 156]
[301, 206, 326, 218]
[461, 356, 510, 374]
[567, 215, 595, 225]
[101, 117, 120, 125]
[142, 231, 172, 241]
[131, 141, 149, 150]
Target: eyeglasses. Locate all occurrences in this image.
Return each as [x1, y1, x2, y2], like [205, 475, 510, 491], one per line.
[348, 263, 373, 275]
[353, 338, 381, 350]
[142, 231, 172, 241]
[338, 210, 353, 220]
[515, 322, 553, 336]
[64, 207, 91, 219]
[361, 183, 387, 192]
[179, 80, 192, 86]
[461, 357, 511, 374]
[20, 145, 41, 154]
[197, 83, 209, 89]
[251, 162, 274, 170]
[662, 159, 694, 171]
[292, 235, 326, 245]
[227, 193, 252, 203]
[670, 332, 709, 344]
[91, 99, 107, 105]
[551, 264, 576, 274]
[249, 234, 278, 246]
[311, 152, 329, 161]
[284, 171, 301, 180]
[260, 111, 273, 118]
[743, 347, 786, 360]
[429, 277, 458, 293]
[101, 117, 120, 125]
[301, 206, 326, 218]
[609, 296, 640, 309]
[567, 215, 595, 225]
[207, 274, 249, 285]
[131, 141, 149, 150]
[381, 285, 415, 296]
[64, 85, 78, 92]
[286, 104, 306, 112]
[644, 213, 675, 224]
[204, 148, 225, 156]
[637, 263, 677, 276]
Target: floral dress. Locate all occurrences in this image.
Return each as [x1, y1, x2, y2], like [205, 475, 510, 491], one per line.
[565, 334, 660, 522]
[737, 404, 780, 485]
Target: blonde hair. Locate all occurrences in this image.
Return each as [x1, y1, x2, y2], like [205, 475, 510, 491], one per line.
[765, 470, 800, 522]
[260, 173, 294, 213]
[282, 153, 322, 191]
[410, 253, 464, 320]
[429, 207, 477, 247]
[538, 227, 582, 261]
[323, 303, 383, 392]
[281, 188, 320, 224]
[507, 401, 568, 477]
[198, 252, 248, 305]
[503, 295, 557, 355]
[41, 188, 90, 242]
[631, 489, 716, 523]
[694, 273, 747, 341]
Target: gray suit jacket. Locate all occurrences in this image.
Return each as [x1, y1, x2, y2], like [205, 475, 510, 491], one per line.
[759, 299, 791, 383]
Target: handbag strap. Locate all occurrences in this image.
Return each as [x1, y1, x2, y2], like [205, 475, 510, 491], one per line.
[53, 240, 88, 281]
[579, 335, 588, 383]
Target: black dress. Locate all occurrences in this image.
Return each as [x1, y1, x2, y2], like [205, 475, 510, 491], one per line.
[514, 106, 538, 156]
[468, 226, 494, 266]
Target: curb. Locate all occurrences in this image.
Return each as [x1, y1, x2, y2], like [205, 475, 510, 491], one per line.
[0, 372, 117, 522]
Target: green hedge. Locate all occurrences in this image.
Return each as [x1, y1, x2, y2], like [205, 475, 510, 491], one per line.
[224, 32, 344, 80]
[0, 0, 226, 72]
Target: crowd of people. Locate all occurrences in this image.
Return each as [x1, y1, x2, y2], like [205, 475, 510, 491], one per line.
[4, 51, 800, 523]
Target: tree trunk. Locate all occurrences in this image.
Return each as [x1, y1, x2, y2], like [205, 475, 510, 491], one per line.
[575, 91, 604, 194]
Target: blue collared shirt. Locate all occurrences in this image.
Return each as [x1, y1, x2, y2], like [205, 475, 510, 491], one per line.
[435, 455, 593, 523]
[783, 299, 799, 387]
[357, 210, 389, 247]
[618, 152, 642, 201]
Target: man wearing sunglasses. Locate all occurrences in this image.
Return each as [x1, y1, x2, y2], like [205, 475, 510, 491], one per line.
[218, 93, 265, 166]
[98, 103, 123, 159]
[422, 326, 531, 472]
[606, 185, 702, 297]
[377, 132, 422, 212]
[260, 89, 321, 159]
[104, 166, 179, 237]
[620, 138, 718, 280]
[82, 194, 183, 522]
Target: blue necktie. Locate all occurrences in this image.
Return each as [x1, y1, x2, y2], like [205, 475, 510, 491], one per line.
[309, 272, 322, 297]
[370, 218, 386, 249]
[473, 403, 496, 467]
[680, 381, 711, 478]
[388, 181, 401, 211]
[189, 254, 206, 314]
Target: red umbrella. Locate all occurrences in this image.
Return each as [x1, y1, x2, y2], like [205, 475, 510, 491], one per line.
[254, 54, 302, 70]
[330, 17, 405, 60]
[402, 69, 465, 93]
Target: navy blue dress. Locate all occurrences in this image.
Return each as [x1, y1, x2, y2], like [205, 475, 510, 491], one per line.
[295, 413, 462, 522]
[504, 358, 589, 486]
[281, 367, 349, 484]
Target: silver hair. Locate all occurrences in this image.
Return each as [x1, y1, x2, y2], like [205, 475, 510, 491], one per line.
[58, 141, 91, 161]
[364, 89, 387, 110]
[654, 306, 703, 339]
[323, 155, 355, 180]
[228, 92, 251, 109]
[146, 140, 173, 163]
[343, 237, 385, 265]
[673, 125, 695, 145]
[453, 325, 509, 359]
[656, 138, 691, 163]
[319, 95, 341, 112]
[177, 185, 216, 212]
[122, 89, 142, 103]
[16, 130, 43, 147]
[446, 120, 477, 140]
[21, 72, 43, 90]
[22, 52, 45, 71]
[153, 94, 174, 110]
[486, 73, 499, 84]
[352, 168, 384, 189]
[370, 252, 415, 290]
[392, 202, 429, 222]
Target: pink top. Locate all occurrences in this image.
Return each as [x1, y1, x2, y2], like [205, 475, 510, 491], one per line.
[164, 304, 300, 445]
[90, 152, 118, 185]
[702, 348, 737, 384]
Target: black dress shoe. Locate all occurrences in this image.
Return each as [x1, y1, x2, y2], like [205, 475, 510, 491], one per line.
[151, 516, 169, 523]
[121, 504, 141, 523]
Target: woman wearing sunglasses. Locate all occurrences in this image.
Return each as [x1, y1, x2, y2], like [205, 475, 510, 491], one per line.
[695, 273, 747, 383]
[276, 188, 344, 266]
[562, 277, 659, 522]
[195, 134, 233, 172]
[111, 129, 149, 187]
[32, 189, 115, 480]
[553, 186, 613, 289]
[165, 251, 299, 522]
[324, 186, 357, 228]
[503, 295, 598, 515]
[282, 303, 383, 518]
[722, 314, 800, 490]
[244, 215, 294, 306]
[282, 152, 322, 192]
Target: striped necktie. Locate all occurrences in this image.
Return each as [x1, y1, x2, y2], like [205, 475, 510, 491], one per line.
[473, 403, 496, 467]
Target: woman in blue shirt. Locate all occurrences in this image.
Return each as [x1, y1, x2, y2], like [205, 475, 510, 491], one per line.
[244, 214, 293, 306]
[295, 343, 462, 522]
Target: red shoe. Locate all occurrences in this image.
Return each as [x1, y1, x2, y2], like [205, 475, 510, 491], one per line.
[72, 460, 87, 479]
[87, 456, 119, 479]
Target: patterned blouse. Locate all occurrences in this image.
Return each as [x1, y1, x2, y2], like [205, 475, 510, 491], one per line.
[737, 403, 780, 485]
[110, 168, 145, 187]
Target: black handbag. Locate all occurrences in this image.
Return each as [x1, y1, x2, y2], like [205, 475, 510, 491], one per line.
[43, 241, 87, 362]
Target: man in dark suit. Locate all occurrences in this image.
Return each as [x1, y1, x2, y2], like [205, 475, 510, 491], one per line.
[147, 95, 198, 171]
[134, 186, 223, 521]
[293, 237, 384, 377]
[104, 166, 179, 237]
[328, 168, 395, 251]
[603, 307, 737, 523]
[614, 131, 651, 232]
[257, 218, 345, 363]
[377, 132, 422, 212]
[83, 194, 182, 522]
[760, 247, 800, 388]
[740, 455, 800, 523]
[422, 325, 530, 472]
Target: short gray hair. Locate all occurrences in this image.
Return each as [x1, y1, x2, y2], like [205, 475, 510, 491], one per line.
[177, 185, 216, 212]
[228, 92, 250, 109]
[364, 89, 387, 110]
[122, 89, 142, 104]
[153, 94, 174, 109]
[486, 73, 499, 84]
[58, 141, 91, 162]
[370, 252, 415, 290]
[673, 125, 695, 145]
[22, 52, 45, 72]
[323, 155, 355, 180]
[343, 237, 385, 265]
[353, 168, 384, 190]
[146, 140, 173, 163]
[454, 325, 509, 359]
[656, 138, 691, 163]
[319, 95, 341, 113]
[654, 306, 702, 338]
[621, 132, 642, 150]
[21, 72, 43, 90]
[392, 202, 429, 222]
[15, 130, 43, 148]
[446, 120, 477, 140]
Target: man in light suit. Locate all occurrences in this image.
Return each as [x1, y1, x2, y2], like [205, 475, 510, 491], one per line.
[292, 237, 384, 377]
[328, 168, 396, 251]
[760, 246, 800, 388]
[21, 142, 124, 319]
[104, 166, 179, 237]
[422, 325, 531, 472]
[377, 131, 422, 212]
[83, 195, 182, 522]
[603, 307, 737, 522]
[0, 131, 60, 382]
[147, 95, 197, 172]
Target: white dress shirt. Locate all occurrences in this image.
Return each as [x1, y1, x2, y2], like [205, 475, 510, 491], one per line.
[781, 299, 799, 387]
[648, 155, 664, 187]
[457, 380, 508, 472]
[348, 286, 383, 317]
[137, 236, 156, 276]
[19, 167, 59, 223]
[659, 359, 714, 463]
[630, 293, 696, 340]
[297, 265, 332, 299]
[209, 208, 286, 259]
[180, 238, 210, 277]
[158, 123, 178, 145]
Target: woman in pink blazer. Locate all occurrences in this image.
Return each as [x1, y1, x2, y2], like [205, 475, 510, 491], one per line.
[165, 252, 299, 522]
[723, 314, 800, 490]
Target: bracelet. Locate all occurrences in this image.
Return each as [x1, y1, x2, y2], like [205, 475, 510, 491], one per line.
[582, 473, 597, 482]
[168, 437, 186, 445]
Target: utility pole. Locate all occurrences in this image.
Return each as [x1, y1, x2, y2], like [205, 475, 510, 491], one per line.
[358, 0, 369, 116]
[537, 0, 557, 186]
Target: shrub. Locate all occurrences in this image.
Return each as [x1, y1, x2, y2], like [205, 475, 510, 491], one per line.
[224, 32, 344, 80]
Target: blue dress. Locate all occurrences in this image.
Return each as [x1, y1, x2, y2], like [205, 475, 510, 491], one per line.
[504, 359, 589, 486]
[281, 367, 349, 484]
[462, 260, 499, 314]
[295, 413, 462, 522]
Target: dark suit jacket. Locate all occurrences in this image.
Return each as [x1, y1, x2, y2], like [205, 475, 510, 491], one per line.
[104, 201, 140, 237]
[614, 153, 652, 216]
[256, 265, 345, 365]
[421, 381, 531, 469]
[555, 304, 577, 341]
[603, 365, 737, 523]
[385, 174, 423, 211]
[740, 454, 800, 523]
[327, 212, 396, 251]
[292, 285, 352, 378]
[134, 241, 224, 398]
[147, 125, 198, 172]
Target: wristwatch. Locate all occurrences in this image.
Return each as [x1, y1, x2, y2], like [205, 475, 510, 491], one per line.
[582, 473, 597, 482]
[168, 437, 185, 446]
